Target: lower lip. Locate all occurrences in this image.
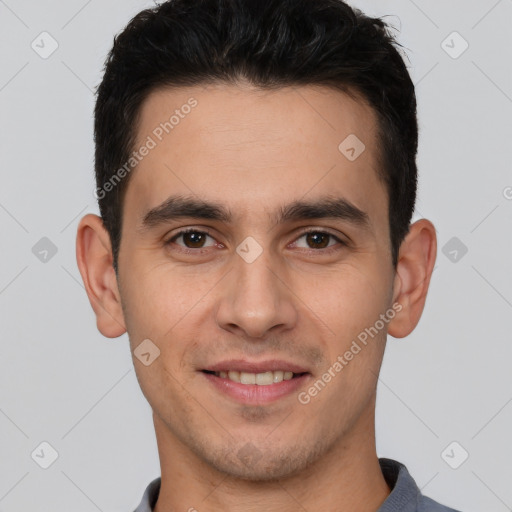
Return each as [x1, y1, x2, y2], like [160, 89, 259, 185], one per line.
[201, 372, 310, 404]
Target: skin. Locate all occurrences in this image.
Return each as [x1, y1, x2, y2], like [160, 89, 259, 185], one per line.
[76, 81, 436, 512]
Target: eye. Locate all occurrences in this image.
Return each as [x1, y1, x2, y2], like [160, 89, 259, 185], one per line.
[291, 230, 345, 253]
[166, 228, 218, 251]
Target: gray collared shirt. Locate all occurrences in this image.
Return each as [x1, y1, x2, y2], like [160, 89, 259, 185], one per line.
[133, 458, 461, 511]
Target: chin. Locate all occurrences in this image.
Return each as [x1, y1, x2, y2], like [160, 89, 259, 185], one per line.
[215, 459, 304, 482]
[197, 440, 326, 482]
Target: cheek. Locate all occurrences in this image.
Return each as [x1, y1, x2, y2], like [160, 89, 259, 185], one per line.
[121, 269, 200, 406]
[305, 262, 390, 335]
[120, 263, 217, 400]
[121, 260, 209, 337]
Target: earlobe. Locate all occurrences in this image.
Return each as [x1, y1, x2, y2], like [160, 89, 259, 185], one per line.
[387, 219, 437, 339]
[76, 213, 127, 338]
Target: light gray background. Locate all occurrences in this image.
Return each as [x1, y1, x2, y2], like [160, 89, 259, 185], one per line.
[1, 0, 511, 510]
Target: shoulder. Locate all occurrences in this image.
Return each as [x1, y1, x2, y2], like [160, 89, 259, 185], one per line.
[379, 458, 462, 512]
[133, 477, 161, 512]
[419, 495, 462, 512]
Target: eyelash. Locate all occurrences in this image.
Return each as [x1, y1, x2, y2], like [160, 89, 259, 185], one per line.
[164, 227, 347, 255]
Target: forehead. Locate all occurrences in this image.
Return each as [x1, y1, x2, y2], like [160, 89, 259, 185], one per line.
[125, 82, 387, 233]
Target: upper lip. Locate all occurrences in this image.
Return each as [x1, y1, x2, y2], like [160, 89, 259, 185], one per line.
[203, 359, 310, 374]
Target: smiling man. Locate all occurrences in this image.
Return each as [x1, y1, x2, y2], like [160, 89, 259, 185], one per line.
[76, 1, 460, 511]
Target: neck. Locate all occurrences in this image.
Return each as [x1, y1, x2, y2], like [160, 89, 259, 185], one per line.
[153, 402, 390, 512]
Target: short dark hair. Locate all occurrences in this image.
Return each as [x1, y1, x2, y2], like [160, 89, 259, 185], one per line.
[94, 0, 418, 271]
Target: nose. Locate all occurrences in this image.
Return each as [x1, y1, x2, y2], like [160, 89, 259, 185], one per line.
[215, 245, 298, 340]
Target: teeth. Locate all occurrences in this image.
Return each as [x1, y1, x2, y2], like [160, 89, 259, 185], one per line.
[228, 370, 240, 382]
[273, 370, 284, 383]
[240, 372, 256, 384]
[256, 371, 273, 385]
[215, 370, 298, 385]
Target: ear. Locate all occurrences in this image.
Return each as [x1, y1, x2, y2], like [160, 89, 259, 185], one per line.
[387, 219, 437, 338]
[76, 213, 127, 338]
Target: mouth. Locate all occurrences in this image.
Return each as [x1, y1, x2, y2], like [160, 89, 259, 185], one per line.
[200, 360, 311, 404]
[202, 369, 307, 385]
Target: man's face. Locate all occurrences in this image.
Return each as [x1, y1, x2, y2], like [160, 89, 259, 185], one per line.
[117, 82, 397, 480]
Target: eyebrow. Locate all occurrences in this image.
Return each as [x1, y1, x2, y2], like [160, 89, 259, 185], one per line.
[139, 194, 372, 233]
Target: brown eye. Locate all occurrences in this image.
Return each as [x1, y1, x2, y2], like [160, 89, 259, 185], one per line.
[293, 230, 343, 251]
[305, 232, 331, 249]
[167, 229, 216, 249]
[181, 231, 207, 248]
